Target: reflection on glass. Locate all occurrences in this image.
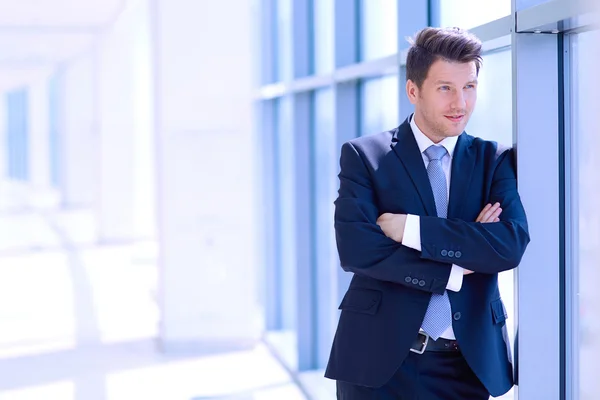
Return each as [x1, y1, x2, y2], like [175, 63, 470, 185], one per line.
[440, 0, 510, 29]
[571, 30, 600, 400]
[6, 88, 29, 181]
[275, 96, 297, 334]
[312, 89, 336, 273]
[49, 74, 60, 187]
[313, 0, 334, 74]
[359, 0, 397, 61]
[467, 50, 512, 146]
[276, 0, 293, 81]
[360, 75, 399, 136]
[312, 88, 338, 363]
[465, 50, 515, 346]
[516, 0, 552, 10]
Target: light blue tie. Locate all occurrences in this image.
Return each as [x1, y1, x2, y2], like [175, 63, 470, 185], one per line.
[421, 145, 452, 341]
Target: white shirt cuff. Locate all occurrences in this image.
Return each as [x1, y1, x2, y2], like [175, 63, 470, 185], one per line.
[401, 214, 421, 250]
[446, 265, 464, 292]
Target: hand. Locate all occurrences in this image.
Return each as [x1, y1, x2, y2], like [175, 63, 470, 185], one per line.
[476, 202, 502, 223]
[465, 203, 503, 275]
[376, 213, 407, 243]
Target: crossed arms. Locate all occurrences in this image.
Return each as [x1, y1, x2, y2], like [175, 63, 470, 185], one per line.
[334, 142, 530, 294]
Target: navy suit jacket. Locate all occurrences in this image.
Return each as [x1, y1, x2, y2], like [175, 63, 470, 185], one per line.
[325, 118, 530, 397]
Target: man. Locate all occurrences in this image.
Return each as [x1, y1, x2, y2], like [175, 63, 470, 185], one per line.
[325, 27, 530, 399]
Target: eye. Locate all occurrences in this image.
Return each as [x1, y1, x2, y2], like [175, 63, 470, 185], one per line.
[465, 84, 476, 89]
[439, 86, 450, 91]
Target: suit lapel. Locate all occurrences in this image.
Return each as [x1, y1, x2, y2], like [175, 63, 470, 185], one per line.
[391, 120, 437, 217]
[448, 133, 475, 218]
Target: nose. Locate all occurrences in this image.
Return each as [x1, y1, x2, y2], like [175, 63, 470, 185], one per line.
[451, 89, 467, 110]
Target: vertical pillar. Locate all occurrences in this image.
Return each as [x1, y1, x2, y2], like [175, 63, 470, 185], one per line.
[96, 16, 135, 241]
[150, 0, 260, 349]
[59, 54, 97, 209]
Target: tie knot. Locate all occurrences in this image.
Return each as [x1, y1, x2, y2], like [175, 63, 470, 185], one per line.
[424, 145, 447, 161]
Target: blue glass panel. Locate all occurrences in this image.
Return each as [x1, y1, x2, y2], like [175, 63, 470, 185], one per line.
[313, 0, 334, 74]
[276, 0, 293, 81]
[439, 0, 510, 29]
[311, 88, 337, 365]
[359, 0, 397, 61]
[275, 95, 297, 331]
[571, 29, 600, 399]
[360, 75, 399, 136]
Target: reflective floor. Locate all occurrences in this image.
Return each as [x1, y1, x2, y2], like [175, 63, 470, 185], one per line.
[0, 181, 306, 400]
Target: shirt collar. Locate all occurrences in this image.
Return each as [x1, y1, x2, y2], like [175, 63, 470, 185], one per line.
[409, 113, 459, 158]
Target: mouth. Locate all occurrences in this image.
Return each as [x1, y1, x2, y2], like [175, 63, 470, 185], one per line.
[445, 114, 465, 123]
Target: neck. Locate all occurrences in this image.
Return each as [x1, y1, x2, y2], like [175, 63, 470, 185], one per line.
[413, 112, 444, 144]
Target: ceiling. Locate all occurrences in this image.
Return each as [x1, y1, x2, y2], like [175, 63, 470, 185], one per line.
[0, 0, 127, 90]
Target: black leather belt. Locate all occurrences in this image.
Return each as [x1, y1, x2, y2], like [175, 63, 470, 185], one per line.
[410, 331, 460, 354]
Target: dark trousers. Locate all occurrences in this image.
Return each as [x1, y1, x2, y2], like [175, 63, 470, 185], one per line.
[336, 351, 489, 400]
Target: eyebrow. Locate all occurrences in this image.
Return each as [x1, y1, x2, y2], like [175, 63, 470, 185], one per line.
[435, 80, 479, 85]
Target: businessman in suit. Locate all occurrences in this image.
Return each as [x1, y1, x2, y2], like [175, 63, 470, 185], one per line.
[325, 27, 530, 399]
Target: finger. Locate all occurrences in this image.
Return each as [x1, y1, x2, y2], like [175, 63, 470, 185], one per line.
[482, 208, 502, 223]
[479, 202, 500, 222]
[491, 207, 502, 220]
[476, 204, 492, 222]
[481, 207, 502, 223]
[494, 217, 500, 222]
[475, 204, 491, 222]
[480, 203, 499, 222]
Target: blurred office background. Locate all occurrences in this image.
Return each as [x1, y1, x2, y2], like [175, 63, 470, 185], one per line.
[0, 0, 597, 399]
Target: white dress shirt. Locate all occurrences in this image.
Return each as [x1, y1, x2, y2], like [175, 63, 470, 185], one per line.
[401, 114, 464, 340]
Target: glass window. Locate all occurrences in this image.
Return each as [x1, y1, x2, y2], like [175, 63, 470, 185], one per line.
[439, 0, 510, 30]
[359, 0, 397, 61]
[276, 0, 293, 81]
[467, 49, 513, 146]
[6, 88, 29, 181]
[311, 88, 338, 365]
[313, 0, 334, 74]
[570, 29, 600, 400]
[360, 75, 399, 136]
[270, 95, 298, 369]
[516, 0, 552, 10]
[275, 95, 297, 331]
[48, 74, 61, 187]
[465, 50, 515, 346]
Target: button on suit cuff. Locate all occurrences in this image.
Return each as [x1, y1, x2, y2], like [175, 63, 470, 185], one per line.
[446, 265, 464, 292]
[401, 214, 421, 251]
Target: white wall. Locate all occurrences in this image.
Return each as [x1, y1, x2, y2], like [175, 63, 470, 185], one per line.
[96, 7, 136, 241]
[131, 0, 156, 240]
[151, 0, 261, 347]
[0, 94, 5, 181]
[95, 0, 156, 241]
[59, 52, 98, 208]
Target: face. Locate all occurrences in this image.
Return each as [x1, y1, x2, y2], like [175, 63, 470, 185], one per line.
[406, 59, 478, 143]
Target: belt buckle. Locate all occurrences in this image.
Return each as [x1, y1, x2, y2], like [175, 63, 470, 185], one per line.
[410, 331, 429, 355]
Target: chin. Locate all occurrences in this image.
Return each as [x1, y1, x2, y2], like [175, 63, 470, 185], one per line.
[443, 129, 463, 138]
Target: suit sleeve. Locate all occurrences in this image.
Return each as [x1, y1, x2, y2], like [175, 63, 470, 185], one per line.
[419, 148, 530, 274]
[334, 141, 453, 294]
[403, 215, 464, 292]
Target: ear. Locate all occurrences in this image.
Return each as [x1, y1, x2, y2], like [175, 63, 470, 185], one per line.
[406, 79, 418, 105]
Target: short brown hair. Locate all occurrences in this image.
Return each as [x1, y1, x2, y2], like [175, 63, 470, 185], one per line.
[406, 27, 483, 88]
